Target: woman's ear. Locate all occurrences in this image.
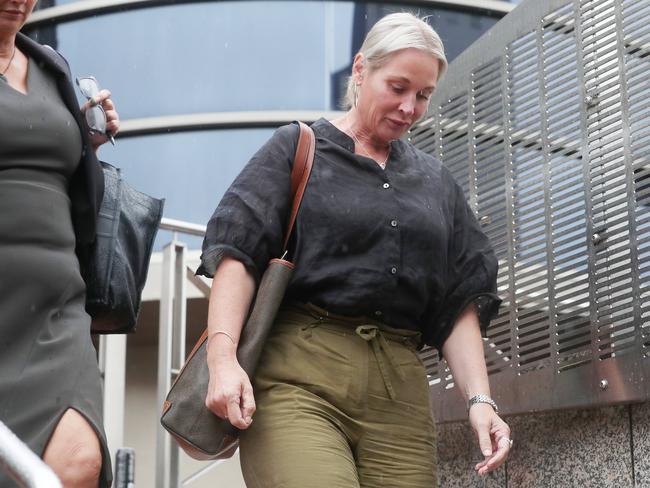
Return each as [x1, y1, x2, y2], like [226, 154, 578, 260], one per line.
[352, 53, 365, 85]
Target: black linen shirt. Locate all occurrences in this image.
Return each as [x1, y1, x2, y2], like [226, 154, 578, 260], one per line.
[198, 118, 501, 352]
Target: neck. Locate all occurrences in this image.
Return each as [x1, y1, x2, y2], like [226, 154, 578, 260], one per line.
[341, 110, 390, 152]
[0, 35, 16, 58]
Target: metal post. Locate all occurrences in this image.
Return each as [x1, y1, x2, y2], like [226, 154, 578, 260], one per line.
[156, 242, 175, 488]
[99, 334, 127, 462]
[114, 448, 135, 488]
[170, 243, 187, 486]
[156, 241, 186, 488]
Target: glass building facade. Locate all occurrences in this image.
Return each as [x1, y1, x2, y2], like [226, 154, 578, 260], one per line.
[25, 1, 516, 249]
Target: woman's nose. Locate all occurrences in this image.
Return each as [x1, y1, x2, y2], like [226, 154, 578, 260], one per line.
[399, 94, 416, 116]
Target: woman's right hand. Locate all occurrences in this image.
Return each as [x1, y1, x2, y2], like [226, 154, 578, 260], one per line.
[205, 335, 256, 430]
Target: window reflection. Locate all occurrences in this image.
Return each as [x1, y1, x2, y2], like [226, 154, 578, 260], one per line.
[26, 1, 500, 118]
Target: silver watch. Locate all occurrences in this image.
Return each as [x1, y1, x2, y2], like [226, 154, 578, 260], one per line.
[468, 394, 499, 414]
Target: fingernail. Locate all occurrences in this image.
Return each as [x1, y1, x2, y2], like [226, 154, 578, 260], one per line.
[245, 416, 252, 424]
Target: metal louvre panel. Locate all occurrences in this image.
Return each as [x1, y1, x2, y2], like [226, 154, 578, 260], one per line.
[506, 27, 553, 374]
[415, 0, 650, 421]
[471, 58, 513, 378]
[472, 59, 507, 251]
[439, 93, 471, 194]
[408, 117, 437, 161]
[420, 346, 441, 386]
[542, 4, 592, 373]
[580, 0, 640, 362]
[622, 0, 650, 352]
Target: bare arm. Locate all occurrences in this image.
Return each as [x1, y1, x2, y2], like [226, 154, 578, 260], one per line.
[204, 256, 257, 429]
[442, 303, 511, 475]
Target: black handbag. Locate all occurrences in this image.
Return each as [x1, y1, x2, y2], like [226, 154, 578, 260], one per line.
[85, 161, 165, 334]
[160, 122, 315, 460]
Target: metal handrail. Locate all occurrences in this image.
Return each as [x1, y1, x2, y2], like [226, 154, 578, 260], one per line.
[25, 0, 514, 28]
[159, 217, 206, 237]
[0, 421, 62, 488]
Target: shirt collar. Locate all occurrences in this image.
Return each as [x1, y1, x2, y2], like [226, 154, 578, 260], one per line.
[312, 118, 355, 152]
[311, 117, 405, 158]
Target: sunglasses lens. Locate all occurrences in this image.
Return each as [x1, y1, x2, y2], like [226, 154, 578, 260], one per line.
[85, 106, 107, 133]
[77, 77, 99, 98]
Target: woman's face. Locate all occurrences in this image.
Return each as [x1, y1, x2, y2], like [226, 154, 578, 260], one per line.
[354, 48, 439, 144]
[0, 0, 38, 38]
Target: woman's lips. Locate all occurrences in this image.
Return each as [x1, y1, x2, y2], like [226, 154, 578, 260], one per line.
[1, 10, 24, 19]
[387, 118, 410, 129]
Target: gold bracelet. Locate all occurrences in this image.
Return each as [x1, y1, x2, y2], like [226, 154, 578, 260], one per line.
[208, 330, 237, 345]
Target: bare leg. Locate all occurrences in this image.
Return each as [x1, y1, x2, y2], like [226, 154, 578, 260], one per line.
[43, 408, 102, 488]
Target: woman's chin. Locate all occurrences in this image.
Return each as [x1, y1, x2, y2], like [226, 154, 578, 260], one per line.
[380, 120, 410, 140]
[381, 127, 407, 142]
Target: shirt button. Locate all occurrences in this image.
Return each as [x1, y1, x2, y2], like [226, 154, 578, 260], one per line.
[391, 267, 397, 274]
[390, 219, 398, 227]
[383, 183, 390, 189]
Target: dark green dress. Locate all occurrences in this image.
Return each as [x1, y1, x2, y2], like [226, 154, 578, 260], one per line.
[0, 57, 111, 487]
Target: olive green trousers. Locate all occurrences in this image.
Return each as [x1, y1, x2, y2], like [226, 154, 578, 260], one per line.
[239, 303, 437, 488]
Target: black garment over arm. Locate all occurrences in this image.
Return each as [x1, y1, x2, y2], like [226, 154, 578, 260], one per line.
[199, 118, 501, 352]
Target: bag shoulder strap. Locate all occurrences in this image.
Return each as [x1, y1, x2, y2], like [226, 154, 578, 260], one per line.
[283, 121, 315, 252]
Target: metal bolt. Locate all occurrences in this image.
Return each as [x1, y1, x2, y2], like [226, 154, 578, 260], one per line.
[599, 379, 609, 391]
[480, 215, 491, 226]
[585, 94, 598, 107]
[592, 232, 604, 246]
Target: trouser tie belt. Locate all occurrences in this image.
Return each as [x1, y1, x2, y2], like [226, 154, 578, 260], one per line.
[355, 325, 405, 400]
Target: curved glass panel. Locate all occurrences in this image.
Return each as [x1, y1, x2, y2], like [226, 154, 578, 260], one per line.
[33, 0, 519, 9]
[34, 0, 523, 10]
[100, 128, 275, 248]
[26, 1, 500, 118]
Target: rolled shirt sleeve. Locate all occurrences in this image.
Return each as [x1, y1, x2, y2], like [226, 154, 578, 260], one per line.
[196, 123, 299, 280]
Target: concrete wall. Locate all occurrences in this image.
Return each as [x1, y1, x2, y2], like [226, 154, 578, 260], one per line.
[439, 403, 650, 487]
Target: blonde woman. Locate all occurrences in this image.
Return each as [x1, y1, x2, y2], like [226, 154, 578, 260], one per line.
[199, 12, 511, 487]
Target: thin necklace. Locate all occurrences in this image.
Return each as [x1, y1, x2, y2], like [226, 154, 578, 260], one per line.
[0, 46, 16, 78]
[349, 130, 390, 169]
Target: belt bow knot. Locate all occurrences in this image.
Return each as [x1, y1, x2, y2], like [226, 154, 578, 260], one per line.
[355, 324, 405, 400]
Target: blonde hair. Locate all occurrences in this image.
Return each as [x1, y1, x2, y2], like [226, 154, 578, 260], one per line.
[342, 12, 448, 109]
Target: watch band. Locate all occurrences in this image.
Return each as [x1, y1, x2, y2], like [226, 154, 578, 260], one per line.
[468, 394, 499, 414]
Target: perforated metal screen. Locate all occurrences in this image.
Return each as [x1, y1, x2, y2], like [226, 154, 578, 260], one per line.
[413, 0, 650, 421]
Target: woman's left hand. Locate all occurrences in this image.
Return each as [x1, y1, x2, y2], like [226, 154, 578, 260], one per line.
[469, 403, 512, 476]
[81, 89, 120, 151]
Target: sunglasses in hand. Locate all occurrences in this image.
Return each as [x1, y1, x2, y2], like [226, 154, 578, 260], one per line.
[75, 76, 115, 145]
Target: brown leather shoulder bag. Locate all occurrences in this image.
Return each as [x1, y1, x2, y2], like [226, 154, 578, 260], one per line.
[160, 121, 315, 460]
